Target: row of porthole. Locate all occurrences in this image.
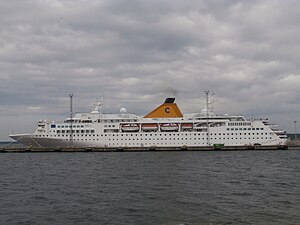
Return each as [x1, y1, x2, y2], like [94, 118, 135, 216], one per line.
[36, 134, 274, 140]
[108, 143, 207, 146]
[37, 131, 271, 137]
[66, 137, 273, 142]
[107, 137, 272, 141]
[91, 132, 270, 137]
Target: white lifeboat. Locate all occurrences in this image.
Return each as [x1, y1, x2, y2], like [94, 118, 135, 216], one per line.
[194, 122, 206, 129]
[141, 123, 158, 131]
[160, 123, 179, 132]
[121, 123, 140, 132]
[181, 123, 193, 129]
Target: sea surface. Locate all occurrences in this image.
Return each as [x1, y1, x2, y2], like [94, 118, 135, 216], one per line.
[0, 150, 299, 225]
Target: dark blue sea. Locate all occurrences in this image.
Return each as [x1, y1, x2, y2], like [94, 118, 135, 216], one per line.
[0, 150, 299, 225]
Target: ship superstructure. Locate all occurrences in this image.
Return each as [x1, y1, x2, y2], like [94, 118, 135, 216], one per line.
[9, 98, 287, 148]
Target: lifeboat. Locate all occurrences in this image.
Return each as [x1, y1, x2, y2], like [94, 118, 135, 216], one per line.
[181, 123, 193, 130]
[194, 122, 207, 129]
[160, 123, 179, 132]
[141, 123, 158, 132]
[121, 123, 140, 132]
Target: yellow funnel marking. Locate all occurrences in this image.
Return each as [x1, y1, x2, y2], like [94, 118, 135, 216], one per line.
[144, 100, 183, 118]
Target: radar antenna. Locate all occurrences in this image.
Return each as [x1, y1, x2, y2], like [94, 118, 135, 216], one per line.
[91, 96, 104, 114]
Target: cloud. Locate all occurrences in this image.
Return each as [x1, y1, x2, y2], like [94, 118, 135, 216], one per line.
[0, 0, 300, 139]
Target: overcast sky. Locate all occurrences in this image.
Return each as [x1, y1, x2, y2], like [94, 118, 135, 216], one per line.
[1, 0, 300, 140]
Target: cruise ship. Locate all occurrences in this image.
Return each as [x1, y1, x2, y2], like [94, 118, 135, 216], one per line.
[9, 97, 287, 148]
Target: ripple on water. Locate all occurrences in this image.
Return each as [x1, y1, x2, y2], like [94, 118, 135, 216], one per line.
[0, 150, 299, 225]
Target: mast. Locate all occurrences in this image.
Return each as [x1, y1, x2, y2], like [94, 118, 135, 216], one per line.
[69, 93, 73, 148]
[294, 120, 297, 140]
[205, 90, 210, 146]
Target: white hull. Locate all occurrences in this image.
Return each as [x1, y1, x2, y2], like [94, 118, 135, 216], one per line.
[10, 128, 287, 149]
[9, 134, 96, 148]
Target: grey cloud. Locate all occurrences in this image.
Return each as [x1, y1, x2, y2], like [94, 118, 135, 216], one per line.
[0, 0, 300, 139]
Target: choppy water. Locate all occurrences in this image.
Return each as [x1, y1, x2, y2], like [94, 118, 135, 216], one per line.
[0, 150, 299, 225]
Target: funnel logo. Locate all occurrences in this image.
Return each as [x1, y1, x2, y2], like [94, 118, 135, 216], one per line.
[165, 107, 170, 113]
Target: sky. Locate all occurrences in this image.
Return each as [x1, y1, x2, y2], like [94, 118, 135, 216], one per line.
[0, 0, 300, 140]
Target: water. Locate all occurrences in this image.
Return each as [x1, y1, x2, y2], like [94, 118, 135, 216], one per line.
[0, 150, 299, 225]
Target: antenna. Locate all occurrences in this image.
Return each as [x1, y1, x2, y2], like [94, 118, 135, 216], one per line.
[91, 96, 104, 114]
[98, 95, 104, 113]
[69, 93, 73, 148]
[210, 92, 215, 113]
[205, 90, 211, 147]
[294, 120, 297, 140]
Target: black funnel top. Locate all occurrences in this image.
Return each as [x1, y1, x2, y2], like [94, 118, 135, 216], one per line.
[164, 98, 175, 103]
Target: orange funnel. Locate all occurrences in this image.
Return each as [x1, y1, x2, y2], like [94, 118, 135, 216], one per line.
[144, 98, 183, 118]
